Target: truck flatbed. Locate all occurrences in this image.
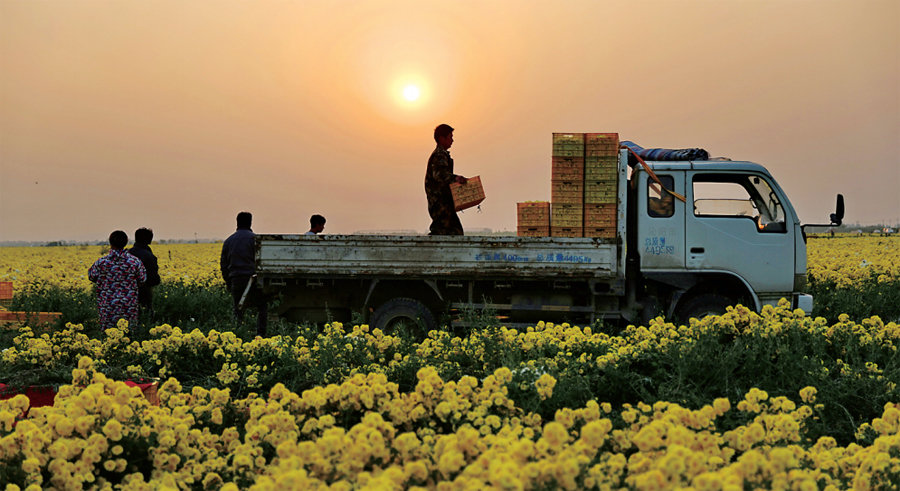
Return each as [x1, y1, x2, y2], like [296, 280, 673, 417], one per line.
[256, 234, 622, 280]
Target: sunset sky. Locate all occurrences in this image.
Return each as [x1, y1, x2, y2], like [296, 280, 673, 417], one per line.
[1, 0, 898, 242]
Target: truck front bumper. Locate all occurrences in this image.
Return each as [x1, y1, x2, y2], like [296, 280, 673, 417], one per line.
[792, 293, 814, 314]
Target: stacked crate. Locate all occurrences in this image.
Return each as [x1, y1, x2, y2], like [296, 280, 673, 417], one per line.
[583, 133, 619, 238]
[516, 202, 550, 237]
[550, 133, 585, 237]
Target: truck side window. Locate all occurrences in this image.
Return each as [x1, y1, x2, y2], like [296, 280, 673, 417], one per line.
[647, 175, 675, 218]
[693, 174, 786, 233]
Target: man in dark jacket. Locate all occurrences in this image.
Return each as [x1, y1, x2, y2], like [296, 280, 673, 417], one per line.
[220, 211, 267, 336]
[127, 227, 161, 318]
[425, 124, 468, 235]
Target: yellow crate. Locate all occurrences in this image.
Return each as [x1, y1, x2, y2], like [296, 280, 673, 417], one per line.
[449, 176, 485, 211]
[551, 203, 583, 227]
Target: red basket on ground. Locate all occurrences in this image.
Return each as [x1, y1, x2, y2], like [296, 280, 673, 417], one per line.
[0, 282, 12, 308]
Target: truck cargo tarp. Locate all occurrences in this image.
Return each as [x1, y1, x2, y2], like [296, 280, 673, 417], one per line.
[621, 141, 709, 165]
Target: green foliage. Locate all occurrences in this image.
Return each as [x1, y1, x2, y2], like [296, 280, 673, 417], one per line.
[808, 273, 900, 323]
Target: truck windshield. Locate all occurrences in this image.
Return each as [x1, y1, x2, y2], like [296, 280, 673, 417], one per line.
[692, 174, 786, 233]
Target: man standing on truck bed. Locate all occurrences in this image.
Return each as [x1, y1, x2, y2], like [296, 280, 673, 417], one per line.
[425, 123, 468, 235]
[220, 211, 268, 336]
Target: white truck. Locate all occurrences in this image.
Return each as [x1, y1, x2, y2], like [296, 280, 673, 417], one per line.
[254, 149, 842, 331]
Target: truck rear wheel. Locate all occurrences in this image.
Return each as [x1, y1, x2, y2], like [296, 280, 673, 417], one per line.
[675, 293, 733, 322]
[370, 297, 436, 338]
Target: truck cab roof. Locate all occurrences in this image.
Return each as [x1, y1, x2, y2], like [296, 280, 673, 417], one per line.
[645, 160, 771, 175]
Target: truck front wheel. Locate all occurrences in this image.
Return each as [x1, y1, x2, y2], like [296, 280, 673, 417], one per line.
[675, 293, 733, 322]
[370, 297, 436, 338]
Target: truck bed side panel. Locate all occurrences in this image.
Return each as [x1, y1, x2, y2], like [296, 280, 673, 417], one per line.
[256, 235, 620, 280]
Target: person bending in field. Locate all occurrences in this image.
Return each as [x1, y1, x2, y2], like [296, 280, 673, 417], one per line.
[89, 230, 147, 331]
[220, 211, 268, 336]
[128, 227, 161, 319]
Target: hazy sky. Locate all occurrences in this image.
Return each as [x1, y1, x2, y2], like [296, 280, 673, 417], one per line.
[2, 0, 898, 242]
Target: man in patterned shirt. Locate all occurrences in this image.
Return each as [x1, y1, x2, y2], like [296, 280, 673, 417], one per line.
[89, 230, 147, 331]
[425, 124, 469, 235]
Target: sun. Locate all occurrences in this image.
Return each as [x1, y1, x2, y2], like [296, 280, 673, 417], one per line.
[402, 84, 420, 102]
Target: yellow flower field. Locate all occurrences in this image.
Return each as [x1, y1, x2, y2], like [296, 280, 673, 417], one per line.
[0, 236, 898, 489]
[0, 243, 222, 292]
[1, 300, 898, 489]
[806, 235, 900, 287]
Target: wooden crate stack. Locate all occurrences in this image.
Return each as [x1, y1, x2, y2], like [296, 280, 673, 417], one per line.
[550, 133, 585, 237]
[516, 202, 550, 237]
[583, 133, 618, 238]
[515, 132, 619, 238]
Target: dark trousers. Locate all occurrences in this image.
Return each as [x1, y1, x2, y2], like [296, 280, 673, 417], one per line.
[229, 276, 268, 336]
[138, 285, 154, 317]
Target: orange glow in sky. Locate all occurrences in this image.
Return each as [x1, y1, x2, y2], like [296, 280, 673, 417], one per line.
[0, 0, 897, 242]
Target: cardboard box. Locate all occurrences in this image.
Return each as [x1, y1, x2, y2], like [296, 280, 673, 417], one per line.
[449, 176, 485, 211]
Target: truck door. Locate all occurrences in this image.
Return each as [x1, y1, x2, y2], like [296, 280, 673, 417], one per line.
[685, 172, 794, 294]
[637, 171, 686, 270]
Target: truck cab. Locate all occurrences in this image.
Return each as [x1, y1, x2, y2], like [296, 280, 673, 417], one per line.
[630, 158, 812, 319]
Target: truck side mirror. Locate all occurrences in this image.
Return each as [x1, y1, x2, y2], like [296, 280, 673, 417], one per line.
[829, 194, 844, 226]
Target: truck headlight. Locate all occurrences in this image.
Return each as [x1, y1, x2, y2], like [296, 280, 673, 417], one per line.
[793, 293, 813, 313]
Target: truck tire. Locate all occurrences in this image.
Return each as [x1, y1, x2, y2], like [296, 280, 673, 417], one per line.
[675, 293, 733, 322]
[370, 297, 436, 338]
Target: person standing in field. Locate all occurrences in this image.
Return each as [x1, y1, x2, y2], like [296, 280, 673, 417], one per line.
[305, 214, 326, 235]
[89, 230, 147, 331]
[128, 227, 161, 319]
[425, 123, 468, 236]
[220, 211, 268, 336]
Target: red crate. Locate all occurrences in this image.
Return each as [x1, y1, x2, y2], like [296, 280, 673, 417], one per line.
[551, 226, 583, 238]
[517, 226, 550, 237]
[584, 203, 617, 226]
[0, 282, 12, 308]
[585, 133, 618, 145]
[517, 202, 550, 227]
[0, 311, 62, 326]
[449, 176, 485, 211]
[551, 157, 585, 180]
[584, 133, 619, 155]
[585, 227, 616, 239]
